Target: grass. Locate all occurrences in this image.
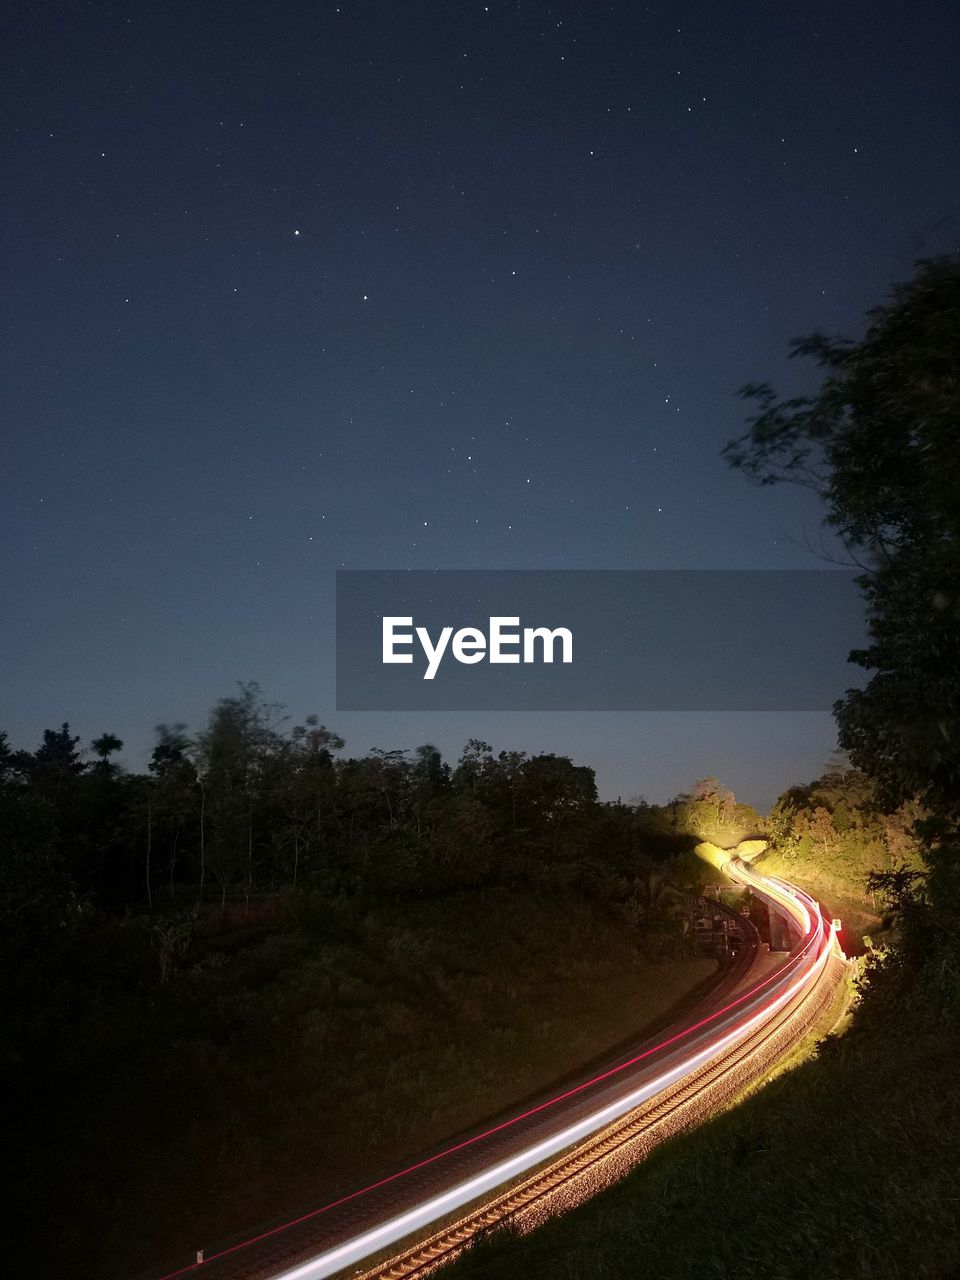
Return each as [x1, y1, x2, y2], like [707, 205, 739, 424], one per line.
[444, 969, 960, 1280]
[14, 888, 717, 1280]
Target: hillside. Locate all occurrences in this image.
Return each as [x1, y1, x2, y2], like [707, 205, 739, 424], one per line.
[11, 888, 717, 1280]
[444, 958, 960, 1280]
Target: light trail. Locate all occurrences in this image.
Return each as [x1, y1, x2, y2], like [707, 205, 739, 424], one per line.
[154, 856, 840, 1280]
[274, 900, 833, 1279]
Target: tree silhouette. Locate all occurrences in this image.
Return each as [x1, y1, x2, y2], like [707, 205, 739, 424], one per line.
[726, 257, 960, 819]
[91, 732, 124, 774]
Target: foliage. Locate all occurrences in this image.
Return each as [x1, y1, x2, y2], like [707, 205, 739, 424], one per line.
[0, 690, 730, 938]
[726, 256, 960, 941]
[443, 968, 960, 1280]
[725, 258, 960, 814]
[1, 696, 752, 1277]
[9, 888, 717, 1280]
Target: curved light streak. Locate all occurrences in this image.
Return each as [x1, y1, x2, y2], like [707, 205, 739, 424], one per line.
[158, 857, 838, 1280]
[271, 858, 834, 1280]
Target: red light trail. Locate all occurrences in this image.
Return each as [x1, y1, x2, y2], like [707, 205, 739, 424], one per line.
[151, 857, 841, 1280]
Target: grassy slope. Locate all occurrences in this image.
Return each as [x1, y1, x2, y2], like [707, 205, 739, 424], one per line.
[753, 845, 886, 954]
[19, 889, 717, 1280]
[445, 973, 960, 1280]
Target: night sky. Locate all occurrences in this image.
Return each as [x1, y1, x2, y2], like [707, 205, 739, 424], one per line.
[3, 1, 958, 809]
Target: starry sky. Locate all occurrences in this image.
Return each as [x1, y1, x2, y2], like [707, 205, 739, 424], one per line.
[3, 1, 958, 809]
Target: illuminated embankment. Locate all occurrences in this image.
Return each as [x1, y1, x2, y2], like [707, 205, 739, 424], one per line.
[153, 851, 842, 1280]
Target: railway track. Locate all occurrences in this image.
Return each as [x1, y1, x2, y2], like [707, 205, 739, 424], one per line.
[144, 860, 844, 1280]
[358, 945, 846, 1280]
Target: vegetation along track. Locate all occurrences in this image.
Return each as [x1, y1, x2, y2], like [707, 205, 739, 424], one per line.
[145, 863, 844, 1280]
[358, 947, 846, 1280]
[351, 860, 847, 1280]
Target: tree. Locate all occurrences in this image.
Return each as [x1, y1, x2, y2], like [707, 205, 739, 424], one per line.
[0, 783, 77, 1058]
[273, 718, 343, 887]
[691, 777, 736, 823]
[150, 723, 190, 777]
[149, 725, 198, 899]
[724, 257, 960, 820]
[91, 733, 124, 776]
[195, 683, 284, 909]
[726, 257, 960, 967]
[807, 806, 839, 857]
[27, 724, 86, 786]
[149, 911, 196, 984]
[0, 731, 15, 783]
[454, 739, 494, 798]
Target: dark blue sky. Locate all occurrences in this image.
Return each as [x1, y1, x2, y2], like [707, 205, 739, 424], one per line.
[3, 1, 958, 808]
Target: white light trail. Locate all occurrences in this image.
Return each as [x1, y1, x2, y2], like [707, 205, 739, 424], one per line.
[273, 874, 831, 1280]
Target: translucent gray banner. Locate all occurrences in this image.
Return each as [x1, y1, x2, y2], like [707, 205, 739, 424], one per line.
[335, 570, 866, 711]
